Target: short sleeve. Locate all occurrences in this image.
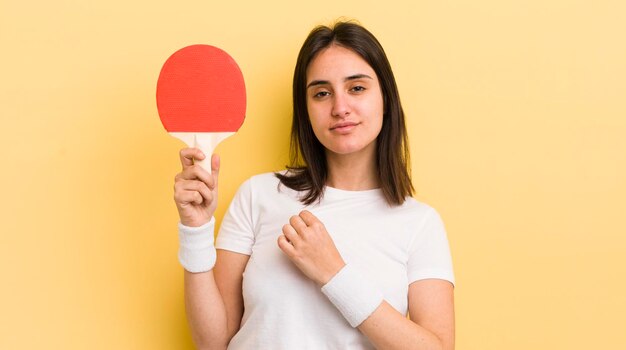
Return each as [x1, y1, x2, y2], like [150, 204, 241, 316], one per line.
[407, 208, 455, 286]
[215, 178, 256, 255]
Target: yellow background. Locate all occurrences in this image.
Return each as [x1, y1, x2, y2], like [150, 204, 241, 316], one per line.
[1, 0, 625, 348]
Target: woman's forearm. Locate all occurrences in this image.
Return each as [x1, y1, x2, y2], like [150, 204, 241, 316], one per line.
[184, 270, 229, 350]
[358, 301, 451, 350]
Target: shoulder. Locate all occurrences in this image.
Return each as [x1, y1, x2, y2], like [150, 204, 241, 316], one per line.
[247, 171, 282, 185]
[397, 196, 442, 222]
[235, 170, 296, 198]
[387, 198, 449, 241]
[241, 171, 284, 190]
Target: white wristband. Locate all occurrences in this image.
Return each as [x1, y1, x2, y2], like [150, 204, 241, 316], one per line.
[178, 218, 217, 273]
[321, 264, 384, 327]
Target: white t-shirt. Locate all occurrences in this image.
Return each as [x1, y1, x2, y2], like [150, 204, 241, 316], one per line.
[215, 172, 454, 349]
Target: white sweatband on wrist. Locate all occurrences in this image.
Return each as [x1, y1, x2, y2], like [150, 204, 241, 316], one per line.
[177, 217, 217, 273]
[321, 263, 384, 327]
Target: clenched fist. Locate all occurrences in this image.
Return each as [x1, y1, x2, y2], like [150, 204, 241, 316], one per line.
[278, 210, 346, 286]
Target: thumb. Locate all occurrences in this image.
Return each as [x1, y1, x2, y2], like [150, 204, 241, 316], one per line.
[211, 153, 221, 181]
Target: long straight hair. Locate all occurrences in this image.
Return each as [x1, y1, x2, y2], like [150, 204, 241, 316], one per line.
[276, 21, 414, 206]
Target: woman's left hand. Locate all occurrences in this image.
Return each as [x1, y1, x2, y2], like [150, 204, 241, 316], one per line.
[277, 210, 345, 286]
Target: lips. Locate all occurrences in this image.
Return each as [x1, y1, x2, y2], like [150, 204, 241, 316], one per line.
[330, 121, 359, 130]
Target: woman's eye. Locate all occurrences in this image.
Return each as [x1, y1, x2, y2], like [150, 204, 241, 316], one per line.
[313, 91, 330, 98]
[351, 86, 366, 92]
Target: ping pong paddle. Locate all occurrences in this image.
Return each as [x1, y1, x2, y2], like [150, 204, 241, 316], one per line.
[157, 44, 246, 172]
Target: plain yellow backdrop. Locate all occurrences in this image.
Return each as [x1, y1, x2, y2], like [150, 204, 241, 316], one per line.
[1, 0, 625, 349]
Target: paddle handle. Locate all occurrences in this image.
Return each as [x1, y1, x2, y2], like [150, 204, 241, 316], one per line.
[169, 132, 235, 173]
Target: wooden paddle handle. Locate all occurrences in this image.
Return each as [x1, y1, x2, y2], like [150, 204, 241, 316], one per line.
[170, 132, 235, 174]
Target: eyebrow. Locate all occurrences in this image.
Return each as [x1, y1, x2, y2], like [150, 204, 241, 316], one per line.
[306, 74, 373, 89]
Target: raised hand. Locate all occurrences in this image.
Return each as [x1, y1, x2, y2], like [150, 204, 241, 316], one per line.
[173, 148, 220, 227]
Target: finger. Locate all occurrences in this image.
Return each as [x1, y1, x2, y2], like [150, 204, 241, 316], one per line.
[211, 154, 220, 178]
[174, 182, 211, 205]
[179, 148, 206, 169]
[174, 180, 213, 204]
[211, 154, 220, 190]
[299, 210, 320, 227]
[174, 189, 206, 206]
[178, 165, 215, 190]
[182, 180, 213, 202]
[277, 235, 297, 257]
[289, 214, 308, 233]
[282, 224, 300, 246]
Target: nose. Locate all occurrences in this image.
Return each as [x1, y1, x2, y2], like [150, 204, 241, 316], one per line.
[331, 92, 351, 118]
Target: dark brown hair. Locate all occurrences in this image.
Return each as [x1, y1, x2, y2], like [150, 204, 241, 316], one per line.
[275, 21, 414, 206]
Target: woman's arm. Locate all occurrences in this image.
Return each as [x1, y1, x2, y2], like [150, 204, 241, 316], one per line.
[184, 250, 249, 350]
[173, 149, 249, 349]
[278, 210, 454, 349]
[357, 279, 455, 350]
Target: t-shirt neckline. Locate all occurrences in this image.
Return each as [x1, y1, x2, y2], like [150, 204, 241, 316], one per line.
[323, 185, 383, 199]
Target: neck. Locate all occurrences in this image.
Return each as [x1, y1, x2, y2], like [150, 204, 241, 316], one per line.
[325, 148, 379, 191]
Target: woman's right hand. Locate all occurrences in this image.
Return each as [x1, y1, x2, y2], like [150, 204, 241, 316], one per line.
[173, 148, 220, 227]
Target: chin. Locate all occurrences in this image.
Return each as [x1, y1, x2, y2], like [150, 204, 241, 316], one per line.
[326, 143, 368, 156]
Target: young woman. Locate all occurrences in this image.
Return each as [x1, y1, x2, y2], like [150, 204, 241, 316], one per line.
[173, 21, 455, 349]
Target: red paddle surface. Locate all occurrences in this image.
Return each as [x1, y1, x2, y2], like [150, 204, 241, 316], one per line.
[157, 45, 246, 133]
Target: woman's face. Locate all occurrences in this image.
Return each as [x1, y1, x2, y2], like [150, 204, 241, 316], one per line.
[305, 45, 384, 159]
